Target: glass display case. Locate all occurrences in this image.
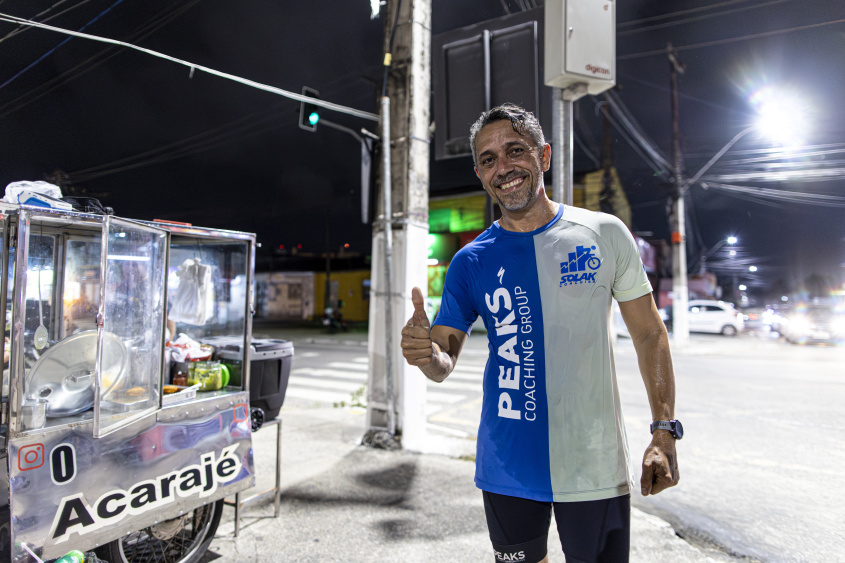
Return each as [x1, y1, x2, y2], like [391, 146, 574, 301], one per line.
[0, 206, 257, 562]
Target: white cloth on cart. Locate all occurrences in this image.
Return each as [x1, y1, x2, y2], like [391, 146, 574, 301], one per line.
[169, 258, 214, 325]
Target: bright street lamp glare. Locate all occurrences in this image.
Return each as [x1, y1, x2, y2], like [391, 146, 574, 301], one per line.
[749, 265, 758, 272]
[739, 284, 747, 291]
[750, 86, 809, 146]
[729, 250, 737, 256]
[727, 236, 738, 245]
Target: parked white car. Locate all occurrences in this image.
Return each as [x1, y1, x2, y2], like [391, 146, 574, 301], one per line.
[687, 299, 744, 336]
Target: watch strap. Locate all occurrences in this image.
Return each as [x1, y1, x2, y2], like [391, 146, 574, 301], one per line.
[650, 419, 682, 439]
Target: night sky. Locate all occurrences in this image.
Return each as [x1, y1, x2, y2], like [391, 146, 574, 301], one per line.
[1, 0, 843, 297]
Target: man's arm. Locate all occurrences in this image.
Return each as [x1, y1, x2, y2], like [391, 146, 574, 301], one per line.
[618, 293, 679, 496]
[400, 287, 468, 383]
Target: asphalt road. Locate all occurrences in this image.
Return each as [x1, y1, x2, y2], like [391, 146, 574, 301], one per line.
[279, 329, 845, 562]
[615, 332, 845, 563]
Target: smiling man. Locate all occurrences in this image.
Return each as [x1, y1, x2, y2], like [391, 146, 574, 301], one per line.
[400, 104, 680, 563]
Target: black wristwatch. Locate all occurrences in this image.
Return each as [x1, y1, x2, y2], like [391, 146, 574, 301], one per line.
[650, 419, 683, 440]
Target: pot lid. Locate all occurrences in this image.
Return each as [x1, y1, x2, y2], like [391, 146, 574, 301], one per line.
[26, 330, 127, 417]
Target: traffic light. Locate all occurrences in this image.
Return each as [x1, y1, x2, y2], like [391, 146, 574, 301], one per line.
[299, 86, 320, 132]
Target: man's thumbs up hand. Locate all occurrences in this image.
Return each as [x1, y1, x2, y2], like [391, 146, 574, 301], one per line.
[401, 287, 435, 366]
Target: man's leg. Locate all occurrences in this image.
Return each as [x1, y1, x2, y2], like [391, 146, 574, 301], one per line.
[552, 494, 630, 563]
[483, 490, 552, 563]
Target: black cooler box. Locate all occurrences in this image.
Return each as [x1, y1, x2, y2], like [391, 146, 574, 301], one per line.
[204, 337, 294, 419]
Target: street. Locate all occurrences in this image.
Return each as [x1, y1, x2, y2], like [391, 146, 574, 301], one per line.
[280, 330, 845, 563]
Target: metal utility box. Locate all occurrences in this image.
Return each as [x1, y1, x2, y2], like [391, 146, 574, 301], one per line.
[544, 0, 615, 97]
[203, 337, 294, 420]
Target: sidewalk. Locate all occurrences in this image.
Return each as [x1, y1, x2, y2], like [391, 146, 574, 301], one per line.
[207, 324, 736, 562]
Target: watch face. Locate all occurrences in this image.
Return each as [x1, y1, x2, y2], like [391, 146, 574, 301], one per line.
[672, 420, 684, 439]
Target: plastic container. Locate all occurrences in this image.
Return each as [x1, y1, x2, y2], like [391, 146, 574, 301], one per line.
[201, 337, 293, 419]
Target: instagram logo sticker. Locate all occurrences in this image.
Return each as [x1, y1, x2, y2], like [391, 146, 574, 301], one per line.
[18, 444, 45, 471]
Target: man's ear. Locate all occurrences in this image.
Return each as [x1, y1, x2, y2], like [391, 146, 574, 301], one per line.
[541, 144, 551, 172]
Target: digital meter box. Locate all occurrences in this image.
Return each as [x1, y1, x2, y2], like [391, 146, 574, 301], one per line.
[203, 337, 294, 419]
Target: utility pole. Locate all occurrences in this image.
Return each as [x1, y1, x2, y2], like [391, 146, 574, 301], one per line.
[365, 0, 431, 451]
[668, 44, 689, 345]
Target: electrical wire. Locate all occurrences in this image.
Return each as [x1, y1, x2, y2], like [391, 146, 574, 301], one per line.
[594, 95, 672, 176]
[619, 17, 845, 60]
[604, 90, 673, 171]
[618, 0, 770, 29]
[0, 0, 94, 44]
[0, 12, 380, 121]
[62, 62, 383, 184]
[702, 181, 845, 207]
[380, 0, 403, 99]
[0, 0, 204, 118]
[0, 0, 126, 90]
[702, 167, 845, 183]
[67, 116, 288, 183]
[67, 106, 286, 181]
[617, 0, 790, 37]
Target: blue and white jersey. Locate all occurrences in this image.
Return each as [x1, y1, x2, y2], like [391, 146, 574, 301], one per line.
[434, 204, 652, 502]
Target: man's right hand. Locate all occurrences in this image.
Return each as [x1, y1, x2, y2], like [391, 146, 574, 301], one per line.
[400, 287, 435, 366]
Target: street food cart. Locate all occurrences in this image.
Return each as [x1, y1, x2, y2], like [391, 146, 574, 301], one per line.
[0, 203, 261, 562]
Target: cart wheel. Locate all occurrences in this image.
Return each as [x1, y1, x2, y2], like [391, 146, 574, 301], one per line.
[96, 499, 223, 563]
[251, 406, 265, 432]
[0, 506, 9, 556]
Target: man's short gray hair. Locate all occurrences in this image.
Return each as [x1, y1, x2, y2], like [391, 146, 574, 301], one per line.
[469, 104, 546, 167]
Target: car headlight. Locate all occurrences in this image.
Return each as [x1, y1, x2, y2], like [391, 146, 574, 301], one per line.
[790, 317, 811, 335]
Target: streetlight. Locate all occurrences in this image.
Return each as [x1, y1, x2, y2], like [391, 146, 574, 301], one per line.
[672, 93, 806, 344]
[749, 265, 758, 272]
[694, 235, 738, 274]
[671, 128, 755, 345]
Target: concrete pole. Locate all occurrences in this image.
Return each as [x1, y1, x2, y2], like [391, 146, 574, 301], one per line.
[669, 47, 689, 345]
[366, 0, 431, 451]
[380, 96, 396, 436]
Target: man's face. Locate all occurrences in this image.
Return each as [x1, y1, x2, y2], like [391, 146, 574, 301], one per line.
[474, 120, 551, 213]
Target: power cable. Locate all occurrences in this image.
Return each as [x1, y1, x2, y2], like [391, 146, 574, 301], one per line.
[0, 0, 126, 90]
[619, 17, 845, 60]
[67, 113, 288, 183]
[63, 62, 383, 184]
[604, 90, 673, 170]
[702, 181, 845, 206]
[0, 0, 208, 118]
[0, 13, 380, 121]
[67, 106, 284, 179]
[595, 96, 672, 176]
[380, 0, 403, 99]
[0, 0, 95, 44]
[702, 166, 845, 183]
[618, 0, 790, 37]
[618, 0, 770, 29]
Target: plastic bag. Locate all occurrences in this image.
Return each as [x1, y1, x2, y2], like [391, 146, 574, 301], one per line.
[168, 258, 214, 325]
[4, 180, 62, 202]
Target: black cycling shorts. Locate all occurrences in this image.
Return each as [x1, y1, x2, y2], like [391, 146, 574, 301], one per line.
[482, 490, 631, 563]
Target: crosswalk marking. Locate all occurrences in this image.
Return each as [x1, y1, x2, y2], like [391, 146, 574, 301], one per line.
[324, 361, 368, 371]
[292, 367, 369, 381]
[289, 377, 363, 392]
[286, 350, 487, 434]
[285, 387, 353, 404]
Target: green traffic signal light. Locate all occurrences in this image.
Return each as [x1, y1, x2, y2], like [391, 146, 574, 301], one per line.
[299, 86, 320, 132]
